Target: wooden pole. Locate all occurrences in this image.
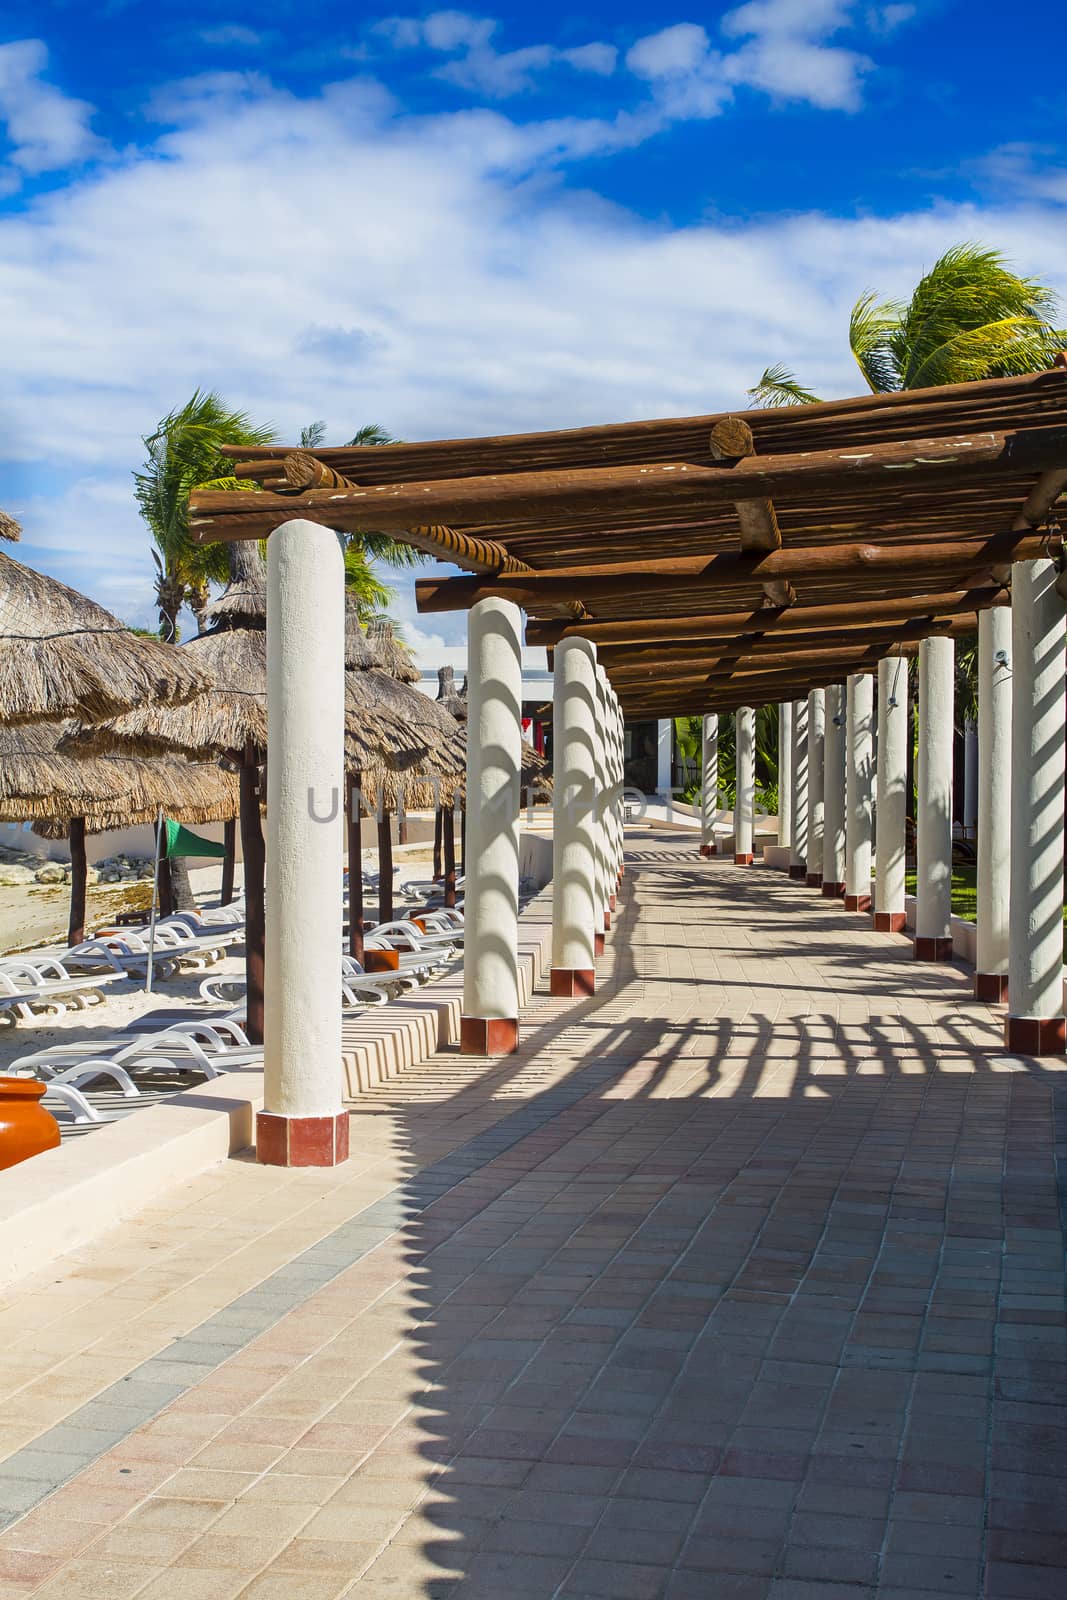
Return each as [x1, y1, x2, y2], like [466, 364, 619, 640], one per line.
[221, 818, 237, 904]
[443, 805, 457, 910]
[191, 427, 1067, 542]
[67, 816, 87, 946]
[433, 806, 443, 880]
[240, 744, 265, 1045]
[347, 774, 364, 963]
[527, 587, 1008, 647]
[414, 534, 1051, 614]
[377, 811, 394, 923]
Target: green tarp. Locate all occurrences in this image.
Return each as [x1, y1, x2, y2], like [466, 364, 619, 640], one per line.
[162, 819, 227, 860]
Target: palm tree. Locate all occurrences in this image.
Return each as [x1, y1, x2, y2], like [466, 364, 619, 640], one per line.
[748, 243, 1067, 406]
[135, 392, 276, 642]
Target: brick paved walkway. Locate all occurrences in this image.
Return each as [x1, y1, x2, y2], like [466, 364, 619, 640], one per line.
[0, 832, 1063, 1598]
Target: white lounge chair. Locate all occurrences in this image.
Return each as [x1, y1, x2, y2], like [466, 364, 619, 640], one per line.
[0, 966, 117, 1022]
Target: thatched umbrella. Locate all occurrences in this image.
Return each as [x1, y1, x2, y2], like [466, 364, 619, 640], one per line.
[0, 548, 210, 726]
[2, 723, 238, 943]
[0, 507, 21, 543]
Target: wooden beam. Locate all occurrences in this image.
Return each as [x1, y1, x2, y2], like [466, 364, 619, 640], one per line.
[526, 587, 1007, 647]
[189, 426, 1067, 542]
[598, 615, 963, 670]
[709, 416, 782, 567]
[416, 535, 1047, 613]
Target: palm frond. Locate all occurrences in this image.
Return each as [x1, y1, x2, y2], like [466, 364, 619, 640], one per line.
[300, 420, 327, 449]
[848, 290, 905, 393]
[746, 364, 821, 409]
[896, 243, 1063, 389]
[347, 423, 397, 447]
[343, 544, 393, 617]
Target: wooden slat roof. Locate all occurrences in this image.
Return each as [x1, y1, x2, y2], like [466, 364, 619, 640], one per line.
[190, 365, 1067, 716]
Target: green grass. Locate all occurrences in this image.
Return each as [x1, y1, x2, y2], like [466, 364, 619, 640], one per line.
[905, 862, 1067, 956]
[905, 864, 977, 923]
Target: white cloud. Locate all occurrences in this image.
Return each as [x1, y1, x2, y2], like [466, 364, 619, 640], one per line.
[1, 71, 1065, 675]
[0, 39, 103, 188]
[976, 144, 1067, 207]
[197, 24, 266, 48]
[378, 12, 617, 99]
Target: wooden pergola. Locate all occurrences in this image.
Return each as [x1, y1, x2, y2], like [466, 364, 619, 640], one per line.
[190, 364, 1067, 718]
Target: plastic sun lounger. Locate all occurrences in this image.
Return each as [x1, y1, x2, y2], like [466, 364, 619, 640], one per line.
[10, 1023, 263, 1096]
[0, 968, 117, 1021]
[367, 920, 462, 950]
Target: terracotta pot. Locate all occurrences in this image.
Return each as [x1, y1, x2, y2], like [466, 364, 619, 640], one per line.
[0, 1078, 61, 1171]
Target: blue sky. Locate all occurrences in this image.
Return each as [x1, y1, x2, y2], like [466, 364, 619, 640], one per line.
[2, 2, 1065, 668]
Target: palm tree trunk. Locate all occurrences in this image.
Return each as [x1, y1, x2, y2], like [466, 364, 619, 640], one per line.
[68, 818, 88, 946]
[169, 856, 197, 911]
[443, 806, 457, 911]
[433, 807, 443, 880]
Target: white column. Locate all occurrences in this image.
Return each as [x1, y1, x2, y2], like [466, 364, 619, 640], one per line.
[874, 656, 908, 932]
[605, 686, 621, 891]
[789, 698, 808, 878]
[701, 714, 719, 856]
[915, 635, 954, 960]
[806, 689, 825, 887]
[656, 718, 672, 796]
[822, 684, 846, 896]
[262, 520, 347, 1166]
[975, 609, 1012, 1001]
[596, 667, 613, 931]
[778, 701, 794, 855]
[1007, 561, 1066, 1052]
[734, 706, 755, 864]
[462, 597, 522, 1054]
[845, 674, 874, 911]
[551, 638, 598, 998]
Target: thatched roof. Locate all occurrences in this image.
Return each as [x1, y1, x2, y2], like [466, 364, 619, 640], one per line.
[367, 618, 419, 683]
[34, 760, 239, 839]
[0, 549, 211, 726]
[0, 721, 238, 829]
[200, 540, 267, 627]
[0, 507, 21, 542]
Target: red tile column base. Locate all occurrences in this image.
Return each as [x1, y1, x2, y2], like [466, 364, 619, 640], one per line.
[734, 853, 754, 866]
[256, 1110, 350, 1168]
[914, 936, 953, 962]
[460, 1016, 519, 1056]
[609, 893, 617, 912]
[788, 865, 807, 880]
[594, 932, 606, 956]
[845, 893, 872, 913]
[805, 873, 823, 889]
[873, 911, 907, 933]
[603, 910, 611, 931]
[822, 881, 846, 899]
[975, 971, 1009, 1004]
[550, 968, 596, 998]
[1005, 1015, 1066, 1055]
[699, 844, 718, 857]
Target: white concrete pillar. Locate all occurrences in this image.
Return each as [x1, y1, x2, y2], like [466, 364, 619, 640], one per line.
[822, 684, 846, 896]
[596, 668, 613, 934]
[845, 674, 874, 911]
[700, 714, 719, 857]
[656, 718, 672, 796]
[975, 608, 1012, 1001]
[915, 635, 954, 960]
[261, 520, 348, 1167]
[806, 689, 825, 888]
[874, 656, 908, 933]
[789, 699, 809, 879]
[1006, 560, 1066, 1053]
[734, 706, 755, 864]
[605, 685, 620, 892]
[462, 597, 522, 1054]
[778, 701, 794, 854]
[550, 638, 598, 999]
[613, 690, 624, 884]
